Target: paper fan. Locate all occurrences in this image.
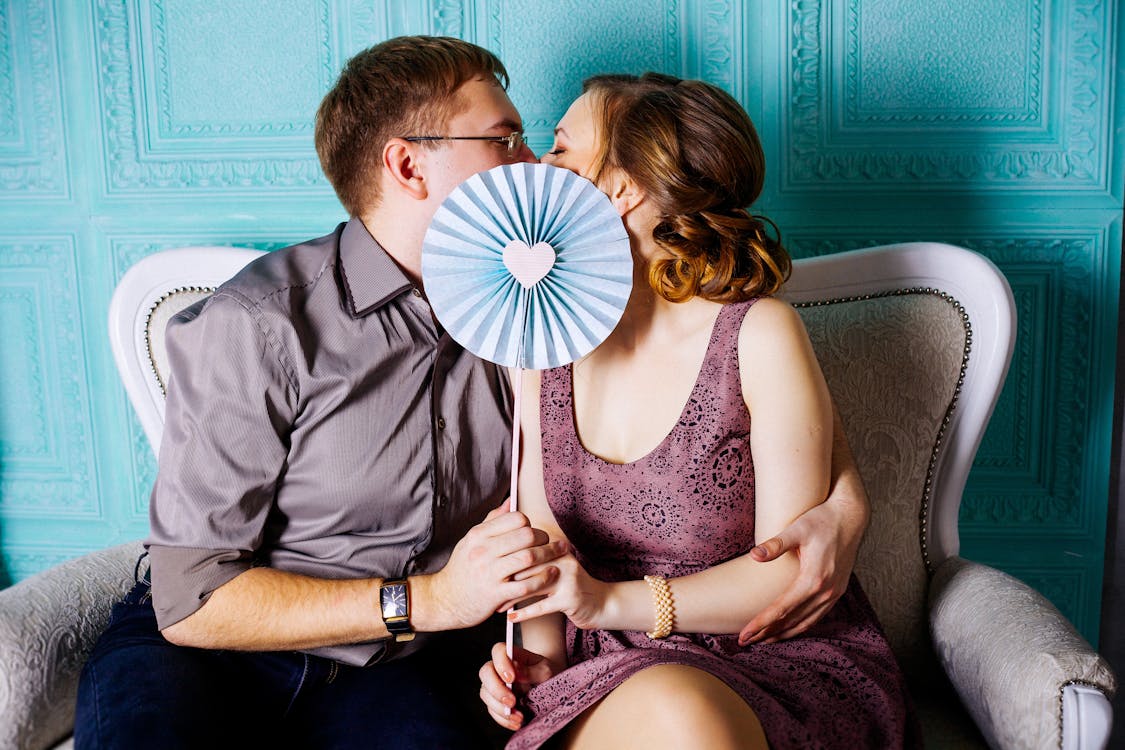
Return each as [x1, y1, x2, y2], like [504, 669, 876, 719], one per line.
[422, 162, 632, 369]
[422, 162, 632, 667]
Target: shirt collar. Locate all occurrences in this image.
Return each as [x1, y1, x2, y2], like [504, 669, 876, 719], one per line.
[338, 217, 415, 317]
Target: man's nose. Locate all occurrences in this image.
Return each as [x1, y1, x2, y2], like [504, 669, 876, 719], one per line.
[515, 142, 537, 164]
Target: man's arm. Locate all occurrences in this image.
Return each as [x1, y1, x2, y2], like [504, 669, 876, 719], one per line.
[738, 405, 869, 645]
[151, 294, 566, 651]
[162, 503, 566, 650]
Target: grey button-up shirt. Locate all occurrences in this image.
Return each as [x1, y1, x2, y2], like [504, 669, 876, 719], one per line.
[146, 218, 513, 666]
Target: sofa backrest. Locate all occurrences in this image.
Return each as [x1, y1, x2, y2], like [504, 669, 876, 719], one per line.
[785, 242, 1016, 673]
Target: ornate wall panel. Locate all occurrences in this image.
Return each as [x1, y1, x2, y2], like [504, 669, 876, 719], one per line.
[95, 0, 343, 195]
[0, 235, 97, 517]
[433, 0, 742, 152]
[0, 0, 68, 198]
[962, 236, 1105, 530]
[773, 0, 1117, 202]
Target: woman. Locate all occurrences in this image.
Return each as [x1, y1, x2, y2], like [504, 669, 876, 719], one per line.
[479, 73, 918, 750]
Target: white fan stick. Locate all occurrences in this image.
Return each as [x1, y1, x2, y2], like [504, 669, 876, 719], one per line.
[505, 363, 523, 686]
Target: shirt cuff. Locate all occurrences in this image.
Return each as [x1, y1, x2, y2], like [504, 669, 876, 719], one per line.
[147, 544, 253, 629]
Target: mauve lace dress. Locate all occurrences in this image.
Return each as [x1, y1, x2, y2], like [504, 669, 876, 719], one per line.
[507, 300, 920, 750]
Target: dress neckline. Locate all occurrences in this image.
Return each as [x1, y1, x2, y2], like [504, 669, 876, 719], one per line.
[567, 302, 740, 467]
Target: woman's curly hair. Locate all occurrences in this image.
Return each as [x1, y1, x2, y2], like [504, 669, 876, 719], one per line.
[583, 73, 790, 303]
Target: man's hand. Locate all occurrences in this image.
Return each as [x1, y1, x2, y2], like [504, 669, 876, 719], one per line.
[739, 407, 869, 645]
[479, 642, 561, 731]
[412, 502, 567, 632]
[738, 498, 863, 645]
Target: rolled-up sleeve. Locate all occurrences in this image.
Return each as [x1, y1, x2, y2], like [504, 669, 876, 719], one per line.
[147, 290, 297, 630]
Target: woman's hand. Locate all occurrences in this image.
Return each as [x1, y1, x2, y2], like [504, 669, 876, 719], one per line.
[479, 642, 562, 731]
[506, 552, 612, 630]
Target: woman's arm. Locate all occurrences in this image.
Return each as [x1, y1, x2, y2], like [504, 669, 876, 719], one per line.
[510, 299, 834, 635]
[739, 409, 869, 644]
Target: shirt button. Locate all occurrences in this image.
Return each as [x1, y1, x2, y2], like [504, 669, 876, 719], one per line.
[436, 494, 447, 509]
[436, 416, 446, 430]
[412, 287, 422, 297]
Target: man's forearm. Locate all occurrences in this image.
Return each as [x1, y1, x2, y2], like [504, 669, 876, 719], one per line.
[160, 567, 390, 650]
[828, 406, 870, 535]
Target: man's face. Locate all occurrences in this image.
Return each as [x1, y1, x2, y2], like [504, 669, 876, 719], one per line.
[420, 78, 537, 205]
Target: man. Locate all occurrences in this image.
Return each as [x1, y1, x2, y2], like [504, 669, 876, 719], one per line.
[76, 36, 868, 749]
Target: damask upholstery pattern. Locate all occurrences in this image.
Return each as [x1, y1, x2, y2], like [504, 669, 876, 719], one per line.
[930, 557, 1117, 750]
[0, 542, 142, 750]
[797, 291, 965, 677]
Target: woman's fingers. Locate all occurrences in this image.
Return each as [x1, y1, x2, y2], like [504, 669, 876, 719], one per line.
[479, 647, 523, 729]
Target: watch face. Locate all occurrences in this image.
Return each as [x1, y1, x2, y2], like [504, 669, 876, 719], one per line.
[382, 583, 408, 619]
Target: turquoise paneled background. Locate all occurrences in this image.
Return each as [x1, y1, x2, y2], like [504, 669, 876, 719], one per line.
[0, 0, 1121, 645]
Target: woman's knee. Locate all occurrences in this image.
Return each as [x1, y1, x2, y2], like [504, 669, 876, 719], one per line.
[569, 664, 767, 750]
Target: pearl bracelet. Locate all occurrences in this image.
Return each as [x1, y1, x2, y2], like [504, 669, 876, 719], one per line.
[643, 574, 675, 639]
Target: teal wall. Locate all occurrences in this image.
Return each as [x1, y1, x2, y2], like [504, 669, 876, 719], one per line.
[0, 0, 1121, 645]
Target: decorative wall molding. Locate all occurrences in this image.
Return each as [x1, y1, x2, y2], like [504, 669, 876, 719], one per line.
[782, 0, 1112, 193]
[143, 1, 335, 141]
[433, 0, 466, 39]
[0, 3, 17, 140]
[435, 0, 739, 151]
[94, 0, 336, 193]
[0, 0, 68, 198]
[344, 0, 398, 48]
[0, 235, 97, 516]
[844, 0, 1044, 125]
[461, 0, 683, 147]
[962, 236, 1100, 532]
[696, 0, 735, 91]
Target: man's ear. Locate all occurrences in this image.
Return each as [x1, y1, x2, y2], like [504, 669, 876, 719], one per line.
[605, 170, 645, 217]
[382, 139, 428, 200]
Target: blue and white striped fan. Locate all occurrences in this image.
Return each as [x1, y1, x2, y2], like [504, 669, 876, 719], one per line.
[422, 162, 632, 370]
[422, 162, 632, 667]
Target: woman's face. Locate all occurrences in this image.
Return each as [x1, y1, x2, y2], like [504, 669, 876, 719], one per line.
[540, 93, 601, 181]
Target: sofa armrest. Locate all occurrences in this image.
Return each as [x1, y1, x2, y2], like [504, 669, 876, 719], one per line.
[0, 542, 143, 750]
[929, 556, 1117, 750]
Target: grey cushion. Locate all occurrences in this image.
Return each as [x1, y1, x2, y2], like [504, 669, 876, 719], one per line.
[930, 556, 1118, 749]
[0, 542, 142, 750]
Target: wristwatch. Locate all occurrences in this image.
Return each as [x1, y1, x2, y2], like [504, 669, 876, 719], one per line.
[379, 578, 415, 642]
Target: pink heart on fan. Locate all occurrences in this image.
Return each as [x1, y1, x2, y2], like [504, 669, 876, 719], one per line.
[502, 240, 556, 289]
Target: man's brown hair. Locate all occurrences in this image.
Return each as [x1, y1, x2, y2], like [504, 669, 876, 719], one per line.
[315, 36, 509, 216]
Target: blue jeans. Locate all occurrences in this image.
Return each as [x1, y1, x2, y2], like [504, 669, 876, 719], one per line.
[75, 575, 505, 749]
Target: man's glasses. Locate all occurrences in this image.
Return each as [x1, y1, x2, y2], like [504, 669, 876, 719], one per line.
[403, 131, 526, 159]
